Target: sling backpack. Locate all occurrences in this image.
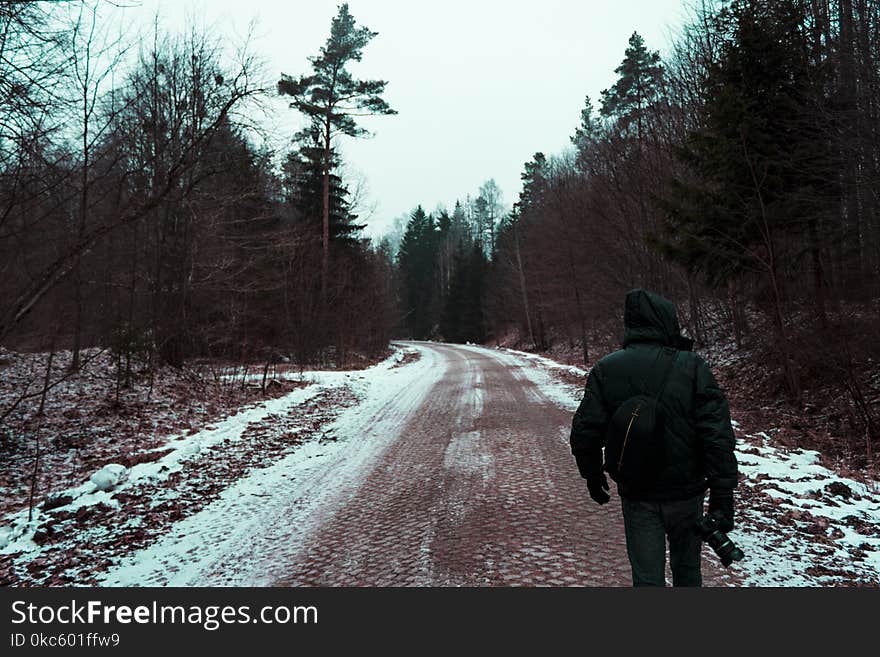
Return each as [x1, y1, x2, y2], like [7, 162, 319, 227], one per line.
[604, 347, 679, 486]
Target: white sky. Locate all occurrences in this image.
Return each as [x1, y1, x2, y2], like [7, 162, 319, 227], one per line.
[118, 0, 690, 237]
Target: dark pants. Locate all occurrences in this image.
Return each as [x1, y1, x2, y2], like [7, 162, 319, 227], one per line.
[620, 494, 704, 587]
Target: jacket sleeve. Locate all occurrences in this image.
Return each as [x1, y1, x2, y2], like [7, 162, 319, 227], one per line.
[570, 364, 609, 480]
[693, 358, 738, 491]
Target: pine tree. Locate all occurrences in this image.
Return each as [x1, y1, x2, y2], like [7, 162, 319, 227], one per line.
[278, 3, 396, 296]
[570, 97, 602, 171]
[506, 152, 549, 349]
[451, 200, 468, 239]
[600, 32, 664, 141]
[515, 152, 548, 213]
[282, 131, 363, 247]
[659, 0, 832, 281]
[398, 206, 439, 339]
[441, 241, 486, 343]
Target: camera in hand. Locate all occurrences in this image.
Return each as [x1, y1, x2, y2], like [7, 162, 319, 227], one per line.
[695, 513, 744, 567]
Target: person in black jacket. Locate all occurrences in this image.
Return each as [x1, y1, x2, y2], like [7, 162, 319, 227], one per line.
[570, 288, 738, 586]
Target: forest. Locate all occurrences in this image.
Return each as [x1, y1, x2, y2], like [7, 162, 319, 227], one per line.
[394, 0, 880, 469]
[0, 1, 396, 377]
[1, 0, 879, 468]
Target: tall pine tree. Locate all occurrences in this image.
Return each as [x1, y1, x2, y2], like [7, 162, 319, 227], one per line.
[571, 96, 602, 171]
[600, 32, 664, 142]
[278, 3, 396, 296]
[441, 241, 486, 343]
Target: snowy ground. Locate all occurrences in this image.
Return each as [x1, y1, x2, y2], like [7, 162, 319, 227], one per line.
[99, 343, 444, 586]
[0, 344, 435, 585]
[484, 344, 880, 586]
[0, 346, 307, 520]
[3, 341, 877, 586]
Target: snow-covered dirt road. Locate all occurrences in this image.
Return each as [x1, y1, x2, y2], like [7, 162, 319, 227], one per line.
[101, 342, 733, 587]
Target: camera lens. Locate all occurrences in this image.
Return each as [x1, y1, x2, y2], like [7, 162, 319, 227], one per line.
[697, 515, 745, 568]
[713, 534, 744, 567]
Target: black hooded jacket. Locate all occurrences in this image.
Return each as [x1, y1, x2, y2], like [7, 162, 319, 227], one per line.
[569, 289, 738, 501]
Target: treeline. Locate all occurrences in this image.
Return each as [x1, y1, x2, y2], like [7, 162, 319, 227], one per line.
[0, 2, 396, 372]
[395, 0, 878, 449]
[488, 0, 880, 409]
[395, 178, 506, 342]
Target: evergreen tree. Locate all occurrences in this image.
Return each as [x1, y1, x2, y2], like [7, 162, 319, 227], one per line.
[600, 32, 664, 140]
[446, 200, 472, 256]
[437, 209, 452, 235]
[282, 131, 364, 247]
[441, 241, 486, 343]
[278, 3, 396, 295]
[658, 0, 832, 283]
[398, 206, 439, 338]
[515, 152, 548, 214]
[451, 200, 468, 237]
[571, 97, 602, 170]
[656, 0, 834, 398]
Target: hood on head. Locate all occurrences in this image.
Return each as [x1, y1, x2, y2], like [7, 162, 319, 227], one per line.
[623, 288, 683, 348]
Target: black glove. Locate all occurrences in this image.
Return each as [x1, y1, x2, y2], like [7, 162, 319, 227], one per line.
[708, 488, 734, 532]
[587, 473, 611, 505]
[574, 450, 602, 481]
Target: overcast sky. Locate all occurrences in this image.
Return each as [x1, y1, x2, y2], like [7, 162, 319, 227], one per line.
[122, 0, 690, 237]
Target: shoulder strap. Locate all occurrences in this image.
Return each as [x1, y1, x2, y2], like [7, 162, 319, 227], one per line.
[636, 347, 679, 396]
[655, 348, 679, 402]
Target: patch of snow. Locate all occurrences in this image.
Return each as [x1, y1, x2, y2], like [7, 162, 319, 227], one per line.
[0, 382, 328, 559]
[0, 527, 11, 550]
[733, 432, 880, 586]
[444, 431, 492, 480]
[453, 344, 584, 412]
[0, 346, 421, 570]
[90, 464, 129, 492]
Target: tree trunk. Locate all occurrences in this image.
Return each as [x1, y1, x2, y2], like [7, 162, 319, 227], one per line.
[513, 221, 536, 349]
[322, 118, 331, 301]
[839, 0, 863, 288]
[767, 250, 800, 402]
[28, 346, 55, 523]
[687, 274, 704, 345]
[809, 218, 828, 331]
[72, 89, 90, 372]
[728, 278, 743, 349]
